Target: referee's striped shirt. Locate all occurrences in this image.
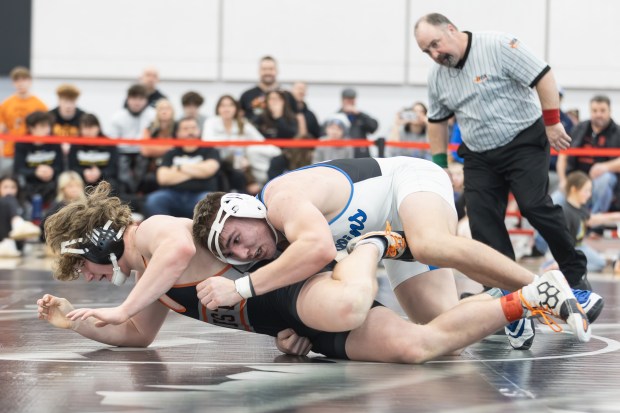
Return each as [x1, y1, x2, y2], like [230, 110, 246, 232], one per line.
[427, 31, 549, 152]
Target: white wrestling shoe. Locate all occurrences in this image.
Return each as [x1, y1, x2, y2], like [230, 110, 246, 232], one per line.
[520, 270, 591, 343]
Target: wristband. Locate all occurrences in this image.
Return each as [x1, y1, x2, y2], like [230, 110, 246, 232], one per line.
[542, 109, 560, 126]
[432, 153, 448, 168]
[234, 274, 254, 299]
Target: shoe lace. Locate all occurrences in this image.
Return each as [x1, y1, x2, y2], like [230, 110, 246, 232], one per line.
[382, 221, 407, 258]
[518, 290, 563, 333]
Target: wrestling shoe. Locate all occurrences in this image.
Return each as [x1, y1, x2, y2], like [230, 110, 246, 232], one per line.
[505, 318, 536, 350]
[491, 288, 536, 350]
[346, 221, 413, 260]
[573, 289, 604, 323]
[520, 270, 591, 343]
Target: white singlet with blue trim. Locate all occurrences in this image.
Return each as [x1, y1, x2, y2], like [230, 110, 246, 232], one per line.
[263, 156, 457, 289]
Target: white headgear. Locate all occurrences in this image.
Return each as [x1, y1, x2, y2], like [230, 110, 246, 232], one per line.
[207, 193, 278, 265]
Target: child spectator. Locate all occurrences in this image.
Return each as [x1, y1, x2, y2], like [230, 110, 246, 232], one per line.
[49, 84, 85, 137]
[312, 114, 353, 164]
[180, 91, 207, 132]
[0, 66, 48, 174]
[68, 114, 119, 193]
[13, 111, 63, 205]
[541, 171, 620, 273]
[40, 171, 85, 243]
[0, 175, 39, 257]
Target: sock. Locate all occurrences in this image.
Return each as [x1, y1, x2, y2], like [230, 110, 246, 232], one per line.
[355, 237, 387, 262]
[500, 291, 525, 322]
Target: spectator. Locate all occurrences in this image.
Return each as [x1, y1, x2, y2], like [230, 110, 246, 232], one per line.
[109, 84, 156, 199]
[239, 56, 296, 124]
[124, 67, 166, 108]
[267, 135, 314, 180]
[291, 81, 321, 138]
[13, 111, 63, 205]
[387, 102, 429, 159]
[202, 95, 268, 194]
[49, 84, 85, 137]
[40, 171, 85, 243]
[255, 90, 299, 140]
[68, 114, 119, 192]
[180, 91, 206, 132]
[0, 175, 39, 257]
[312, 113, 353, 164]
[0, 66, 48, 175]
[556, 95, 620, 213]
[414, 13, 588, 293]
[567, 109, 580, 126]
[539, 171, 620, 273]
[338, 88, 379, 158]
[138, 98, 177, 196]
[143, 117, 220, 219]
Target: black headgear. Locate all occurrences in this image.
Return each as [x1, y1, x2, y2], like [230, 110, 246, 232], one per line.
[61, 220, 125, 264]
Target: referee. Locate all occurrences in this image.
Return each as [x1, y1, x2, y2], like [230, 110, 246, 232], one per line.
[414, 13, 589, 290]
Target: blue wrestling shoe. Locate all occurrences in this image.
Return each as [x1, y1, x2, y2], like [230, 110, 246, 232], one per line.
[573, 289, 604, 323]
[505, 318, 536, 350]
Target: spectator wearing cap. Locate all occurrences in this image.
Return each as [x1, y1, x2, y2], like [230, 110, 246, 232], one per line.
[0, 66, 48, 175]
[180, 91, 207, 132]
[338, 88, 379, 158]
[312, 114, 354, 164]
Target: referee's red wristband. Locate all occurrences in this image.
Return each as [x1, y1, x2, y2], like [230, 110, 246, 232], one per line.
[542, 109, 560, 126]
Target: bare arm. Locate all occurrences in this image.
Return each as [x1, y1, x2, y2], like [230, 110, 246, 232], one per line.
[67, 218, 196, 325]
[587, 212, 620, 228]
[250, 193, 337, 295]
[556, 153, 569, 190]
[535, 70, 571, 151]
[427, 120, 450, 156]
[38, 294, 169, 347]
[157, 159, 219, 186]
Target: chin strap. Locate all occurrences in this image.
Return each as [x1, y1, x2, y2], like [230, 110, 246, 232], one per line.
[109, 253, 137, 286]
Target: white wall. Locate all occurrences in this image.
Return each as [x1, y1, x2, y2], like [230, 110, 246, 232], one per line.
[21, 0, 620, 138]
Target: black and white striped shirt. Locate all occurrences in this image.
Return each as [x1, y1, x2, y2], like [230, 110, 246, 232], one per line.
[427, 31, 549, 152]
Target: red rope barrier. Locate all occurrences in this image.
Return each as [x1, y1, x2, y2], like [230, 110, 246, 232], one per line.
[1, 134, 619, 156]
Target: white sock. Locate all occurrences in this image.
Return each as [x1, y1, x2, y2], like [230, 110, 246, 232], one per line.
[355, 237, 387, 262]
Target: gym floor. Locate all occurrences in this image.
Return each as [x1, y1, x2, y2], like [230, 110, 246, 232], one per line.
[1, 242, 619, 413]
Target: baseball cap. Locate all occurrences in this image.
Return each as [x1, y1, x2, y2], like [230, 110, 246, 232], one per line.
[341, 88, 357, 99]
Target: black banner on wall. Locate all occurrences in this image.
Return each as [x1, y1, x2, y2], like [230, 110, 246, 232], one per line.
[0, 0, 32, 76]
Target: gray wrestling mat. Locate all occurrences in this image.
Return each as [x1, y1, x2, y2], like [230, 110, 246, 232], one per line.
[1, 267, 619, 412]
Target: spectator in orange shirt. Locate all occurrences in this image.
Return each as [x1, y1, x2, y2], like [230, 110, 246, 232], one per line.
[0, 67, 48, 175]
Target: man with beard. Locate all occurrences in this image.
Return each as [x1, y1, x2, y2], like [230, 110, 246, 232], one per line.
[142, 117, 220, 219]
[414, 13, 590, 349]
[556, 95, 620, 213]
[239, 56, 297, 125]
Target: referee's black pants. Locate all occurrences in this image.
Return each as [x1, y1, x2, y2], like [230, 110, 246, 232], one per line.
[458, 118, 588, 289]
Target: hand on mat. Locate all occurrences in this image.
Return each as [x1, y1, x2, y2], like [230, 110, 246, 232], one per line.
[197, 276, 241, 310]
[276, 328, 312, 356]
[546, 123, 571, 152]
[37, 294, 75, 329]
[66, 306, 129, 327]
